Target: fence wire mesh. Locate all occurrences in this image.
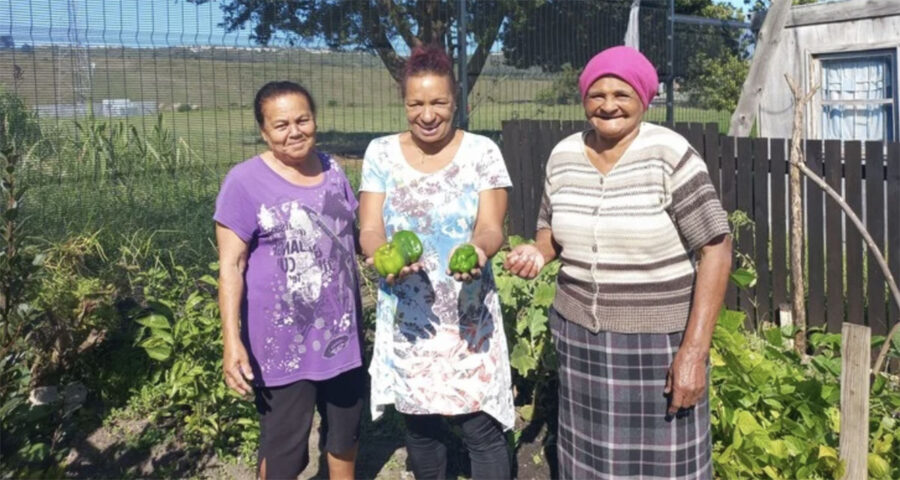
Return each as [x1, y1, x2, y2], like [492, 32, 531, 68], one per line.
[0, 0, 749, 250]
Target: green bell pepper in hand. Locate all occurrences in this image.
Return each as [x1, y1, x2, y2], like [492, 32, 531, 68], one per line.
[448, 243, 479, 274]
[373, 242, 406, 277]
[392, 230, 423, 263]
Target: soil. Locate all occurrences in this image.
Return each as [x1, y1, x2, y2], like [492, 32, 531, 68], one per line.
[61, 406, 556, 479]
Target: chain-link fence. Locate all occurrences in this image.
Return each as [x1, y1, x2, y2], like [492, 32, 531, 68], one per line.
[0, 0, 749, 253]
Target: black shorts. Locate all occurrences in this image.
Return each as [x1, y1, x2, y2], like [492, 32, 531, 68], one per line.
[254, 366, 365, 479]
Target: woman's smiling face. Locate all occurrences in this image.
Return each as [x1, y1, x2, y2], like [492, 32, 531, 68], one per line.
[404, 73, 456, 146]
[259, 93, 316, 163]
[583, 75, 645, 143]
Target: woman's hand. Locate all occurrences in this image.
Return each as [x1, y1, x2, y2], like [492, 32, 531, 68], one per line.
[502, 244, 546, 279]
[365, 255, 425, 286]
[446, 244, 487, 283]
[664, 346, 708, 417]
[223, 338, 254, 397]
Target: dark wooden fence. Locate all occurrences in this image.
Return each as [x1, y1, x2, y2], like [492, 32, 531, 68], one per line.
[501, 120, 900, 336]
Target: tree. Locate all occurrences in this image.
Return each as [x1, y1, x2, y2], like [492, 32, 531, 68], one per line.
[501, 0, 743, 76]
[190, 0, 512, 90]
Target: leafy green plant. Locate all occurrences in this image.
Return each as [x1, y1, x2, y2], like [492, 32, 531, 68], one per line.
[492, 235, 560, 423]
[130, 260, 257, 459]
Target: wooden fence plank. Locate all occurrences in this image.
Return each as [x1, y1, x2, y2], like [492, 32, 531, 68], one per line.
[704, 124, 721, 195]
[839, 323, 870, 480]
[771, 139, 788, 311]
[807, 141, 826, 329]
[888, 143, 900, 337]
[502, 120, 525, 236]
[824, 140, 844, 333]
[866, 141, 887, 337]
[845, 142, 864, 325]
[721, 137, 738, 309]
[753, 138, 772, 323]
[686, 123, 704, 155]
[737, 137, 755, 323]
[527, 120, 543, 235]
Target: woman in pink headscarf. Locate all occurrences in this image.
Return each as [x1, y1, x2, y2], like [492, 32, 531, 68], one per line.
[503, 46, 732, 479]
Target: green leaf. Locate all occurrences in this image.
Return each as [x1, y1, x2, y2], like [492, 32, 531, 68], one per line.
[144, 344, 172, 362]
[524, 308, 548, 337]
[518, 405, 535, 422]
[147, 299, 175, 320]
[199, 274, 218, 287]
[532, 283, 556, 307]
[764, 327, 782, 347]
[136, 313, 170, 330]
[717, 308, 746, 332]
[730, 267, 756, 289]
[868, 453, 891, 479]
[140, 337, 173, 361]
[508, 235, 528, 248]
[872, 374, 887, 395]
[734, 410, 762, 435]
[150, 328, 175, 345]
[18, 442, 49, 462]
[509, 339, 537, 376]
[185, 291, 205, 311]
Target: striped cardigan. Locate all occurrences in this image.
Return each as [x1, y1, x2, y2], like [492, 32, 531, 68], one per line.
[536, 123, 730, 334]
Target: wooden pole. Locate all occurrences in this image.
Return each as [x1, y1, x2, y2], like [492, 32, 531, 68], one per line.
[786, 75, 817, 354]
[839, 323, 870, 480]
[728, 0, 793, 136]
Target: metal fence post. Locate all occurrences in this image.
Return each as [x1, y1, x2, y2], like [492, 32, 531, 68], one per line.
[666, 0, 675, 125]
[457, 0, 469, 130]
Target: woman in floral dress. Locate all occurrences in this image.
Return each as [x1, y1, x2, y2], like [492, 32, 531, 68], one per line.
[358, 45, 514, 480]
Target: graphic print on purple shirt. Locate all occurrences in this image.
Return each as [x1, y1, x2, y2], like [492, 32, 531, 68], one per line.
[214, 153, 362, 387]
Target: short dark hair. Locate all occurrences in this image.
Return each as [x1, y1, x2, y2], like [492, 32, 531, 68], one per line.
[401, 45, 457, 98]
[253, 81, 317, 127]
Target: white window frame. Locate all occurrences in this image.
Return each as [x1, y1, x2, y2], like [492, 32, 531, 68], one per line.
[808, 48, 899, 141]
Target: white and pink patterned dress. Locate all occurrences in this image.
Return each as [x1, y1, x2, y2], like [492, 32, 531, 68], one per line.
[360, 132, 515, 430]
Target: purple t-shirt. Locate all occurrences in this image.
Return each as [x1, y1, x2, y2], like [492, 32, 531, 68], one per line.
[214, 152, 362, 387]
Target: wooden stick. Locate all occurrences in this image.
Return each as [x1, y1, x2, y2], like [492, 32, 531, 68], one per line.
[785, 75, 817, 354]
[785, 75, 900, 376]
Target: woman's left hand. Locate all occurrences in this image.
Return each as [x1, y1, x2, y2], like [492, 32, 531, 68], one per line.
[446, 243, 487, 283]
[664, 346, 709, 417]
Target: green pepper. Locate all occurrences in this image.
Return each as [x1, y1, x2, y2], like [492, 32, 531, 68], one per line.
[373, 242, 406, 277]
[449, 243, 478, 274]
[393, 230, 423, 263]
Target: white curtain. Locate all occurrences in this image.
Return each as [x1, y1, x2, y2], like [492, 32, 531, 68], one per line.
[822, 57, 892, 141]
[623, 0, 640, 50]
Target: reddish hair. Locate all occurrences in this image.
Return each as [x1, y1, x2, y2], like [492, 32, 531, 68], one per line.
[401, 45, 457, 98]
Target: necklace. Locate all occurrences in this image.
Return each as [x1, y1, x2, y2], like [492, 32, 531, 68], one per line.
[415, 146, 430, 165]
[410, 129, 457, 166]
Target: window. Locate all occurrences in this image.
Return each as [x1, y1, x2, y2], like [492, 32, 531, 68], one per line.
[818, 51, 896, 141]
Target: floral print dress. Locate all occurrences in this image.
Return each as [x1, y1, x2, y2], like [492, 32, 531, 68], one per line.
[360, 132, 515, 430]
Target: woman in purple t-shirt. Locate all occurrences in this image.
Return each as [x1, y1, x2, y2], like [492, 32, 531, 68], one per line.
[214, 81, 364, 480]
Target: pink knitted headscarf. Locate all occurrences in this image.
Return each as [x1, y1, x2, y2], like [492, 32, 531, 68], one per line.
[578, 46, 659, 109]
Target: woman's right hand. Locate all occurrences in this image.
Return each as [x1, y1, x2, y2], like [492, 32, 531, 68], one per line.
[503, 244, 546, 279]
[365, 256, 424, 286]
[223, 339, 254, 397]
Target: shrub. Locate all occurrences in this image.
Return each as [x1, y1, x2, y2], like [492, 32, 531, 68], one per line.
[534, 63, 580, 106]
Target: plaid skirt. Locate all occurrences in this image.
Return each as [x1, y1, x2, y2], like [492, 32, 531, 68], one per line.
[551, 309, 712, 480]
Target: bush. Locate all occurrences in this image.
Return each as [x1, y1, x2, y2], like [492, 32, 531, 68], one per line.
[534, 63, 580, 106]
[0, 89, 43, 154]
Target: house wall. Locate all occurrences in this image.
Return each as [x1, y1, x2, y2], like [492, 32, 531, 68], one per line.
[757, 0, 900, 139]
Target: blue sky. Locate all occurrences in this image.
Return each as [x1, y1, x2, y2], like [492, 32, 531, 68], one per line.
[3, 0, 750, 48]
[3, 0, 256, 47]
